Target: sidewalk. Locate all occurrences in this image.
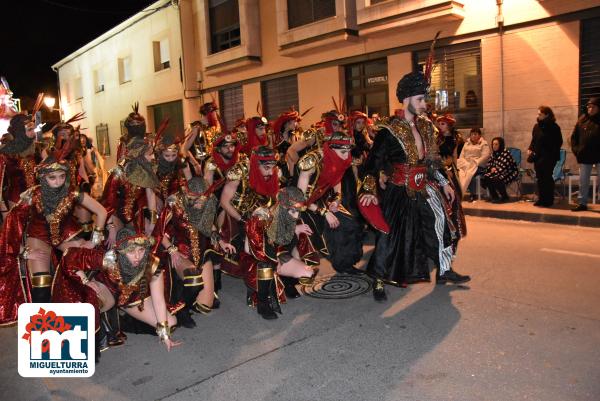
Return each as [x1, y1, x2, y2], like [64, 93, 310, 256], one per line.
[462, 197, 600, 227]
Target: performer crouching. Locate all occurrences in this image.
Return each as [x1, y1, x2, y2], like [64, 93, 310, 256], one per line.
[241, 187, 317, 320]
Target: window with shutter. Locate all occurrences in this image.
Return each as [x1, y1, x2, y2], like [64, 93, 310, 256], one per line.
[580, 17, 600, 113]
[261, 75, 299, 121]
[153, 39, 171, 72]
[414, 40, 482, 128]
[219, 86, 244, 130]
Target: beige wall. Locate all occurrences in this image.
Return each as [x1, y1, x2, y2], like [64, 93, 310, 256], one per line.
[482, 21, 581, 169]
[387, 52, 413, 113]
[298, 66, 345, 125]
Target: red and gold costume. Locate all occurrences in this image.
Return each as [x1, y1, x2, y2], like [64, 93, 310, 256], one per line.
[101, 163, 148, 232]
[0, 114, 38, 206]
[220, 146, 279, 277]
[0, 165, 84, 325]
[240, 187, 313, 319]
[154, 189, 221, 270]
[240, 116, 269, 156]
[52, 234, 184, 324]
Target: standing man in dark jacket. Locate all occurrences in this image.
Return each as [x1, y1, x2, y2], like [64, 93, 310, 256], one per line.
[570, 97, 600, 211]
[528, 106, 563, 207]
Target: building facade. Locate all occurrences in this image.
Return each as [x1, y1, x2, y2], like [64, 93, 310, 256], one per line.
[53, 0, 600, 171]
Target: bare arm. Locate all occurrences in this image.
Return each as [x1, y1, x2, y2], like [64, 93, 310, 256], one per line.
[79, 193, 107, 229]
[286, 138, 314, 176]
[296, 169, 314, 194]
[220, 180, 242, 221]
[203, 164, 215, 185]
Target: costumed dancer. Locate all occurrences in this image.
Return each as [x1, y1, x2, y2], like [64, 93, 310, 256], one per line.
[0, 148, 107, 324]
[272, 108, 302, 183]
[359, 66, 470, 302]
[241, 186, 316, 319]
[0, 109, 42, 219]
[240, 115, 269, 156]
[286, 109, 345, 179]
[154, 176, 235, 324]
[52, 227, 182, 355]
[297, 132, 363, 274]
[219, 145, 281, 279]
[436, 114, 467, 252]
[101, 135, 159, 242]
[182, 101, 221, 176]
[154, 125, 192, 209]
[116, 102, 147, 162]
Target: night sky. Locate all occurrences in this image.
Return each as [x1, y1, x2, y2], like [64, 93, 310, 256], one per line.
[1, 0, 155, 109]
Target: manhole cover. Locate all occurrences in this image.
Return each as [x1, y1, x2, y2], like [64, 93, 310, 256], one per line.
[300, 273, 372, 299]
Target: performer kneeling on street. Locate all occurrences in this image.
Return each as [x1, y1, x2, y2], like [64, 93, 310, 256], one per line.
[241, 187, 318, 320]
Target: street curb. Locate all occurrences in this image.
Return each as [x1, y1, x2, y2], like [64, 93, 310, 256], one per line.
[463, 207, 600, 228]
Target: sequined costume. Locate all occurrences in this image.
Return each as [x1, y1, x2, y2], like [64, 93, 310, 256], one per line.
[362, 114, 456, 285]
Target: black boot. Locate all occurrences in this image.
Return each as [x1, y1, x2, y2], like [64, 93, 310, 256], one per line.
[31, 273, 52, 303]
[96, 326, 108, 364]
[436, 269, 471, 285]
[372, 278, 387, 302]
[100, 308, 125, 347]
[280, 276, 301, 299]
[257, 266, 279, 320]
[182, 268, 209, 316]
[175, 308, 196, 328]
[212, 269, 221, 309]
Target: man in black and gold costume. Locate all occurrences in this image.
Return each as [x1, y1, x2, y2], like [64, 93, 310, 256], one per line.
[360, 70, 470, 302]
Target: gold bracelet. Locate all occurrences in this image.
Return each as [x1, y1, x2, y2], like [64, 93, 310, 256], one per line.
[156, 321, 170, 342]
[150, 210, 158, 224]
[81, 275, 89, 285]
[167, 245, 178, 255]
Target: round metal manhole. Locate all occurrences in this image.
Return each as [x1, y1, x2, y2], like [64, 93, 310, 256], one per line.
[299, 273, 372, 299]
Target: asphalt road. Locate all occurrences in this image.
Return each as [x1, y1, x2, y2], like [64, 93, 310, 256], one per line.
[1, 216, 599, 401]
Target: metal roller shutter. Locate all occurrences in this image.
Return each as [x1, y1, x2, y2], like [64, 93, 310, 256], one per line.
[219, 85, 244, 130]
[580, 17, 600, 113]
[261, 75, 299, 121]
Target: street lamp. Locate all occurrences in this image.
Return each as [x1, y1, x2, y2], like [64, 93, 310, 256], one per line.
[43, 96, 56, 109]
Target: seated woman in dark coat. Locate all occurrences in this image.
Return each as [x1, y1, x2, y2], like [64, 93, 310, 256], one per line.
[481, 137, 518, 203]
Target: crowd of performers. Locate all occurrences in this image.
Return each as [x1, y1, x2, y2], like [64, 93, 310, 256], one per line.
[0, 67, 470, 360]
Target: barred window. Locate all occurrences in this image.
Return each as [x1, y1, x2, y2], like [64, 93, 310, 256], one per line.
[261, 75, 299, 121]
[345, 58, 389, 117]
[219, 86, 244, 130]
[414, 41, 482, 129]
[580, 17, 600, 113]
[209, 0, 241, 54]
[287, 0, 336, 29]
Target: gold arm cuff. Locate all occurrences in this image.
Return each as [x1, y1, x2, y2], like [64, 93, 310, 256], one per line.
[149, 210, 158, 224]
[257, 267, 274, 280]
[31, 274, 53, 288]
[156, 321, 170, 342]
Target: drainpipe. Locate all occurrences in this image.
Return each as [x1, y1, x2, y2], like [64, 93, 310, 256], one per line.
[496, 0, 505, 138]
